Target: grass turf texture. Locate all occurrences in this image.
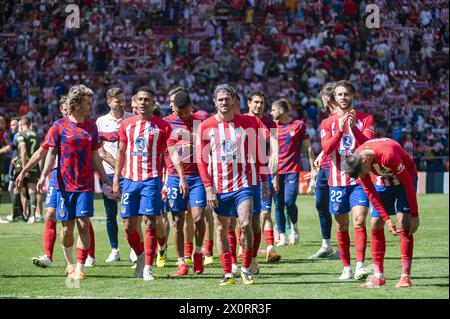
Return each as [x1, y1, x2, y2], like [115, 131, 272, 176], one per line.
[0, 193, 448, 299]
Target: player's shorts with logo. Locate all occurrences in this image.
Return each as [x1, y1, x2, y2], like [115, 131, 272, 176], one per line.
[45, 169, 58, 208]
[120, 177, 163, 218]
[56, 191, 94, 221]
[329, 184, 369, 215]
[371, 178, 418, 217]
[214, 187, 253, 217]
[166, 174, 206, 212]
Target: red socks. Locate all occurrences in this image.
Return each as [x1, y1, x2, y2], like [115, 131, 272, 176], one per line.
[204, 239, 214, 256]
[354, 227, 367, 263]
[263, 229, 274, 247]
[88, 222, 95, 259]
[219, 252, 232, 274]
[228, 231, 237, 264]
[337, 230, 351, 267]
[253, 231, 261, 258]
[184, 241, 193, 259]
[400, 230, 414, 276]
[241, 249, 252, 269]
[371, 228, 386, 274]
[43, 220, 57, 260]
[126, 229, 144, 256]
[144, 228, 157, 266]
[76, 248, 89, 264]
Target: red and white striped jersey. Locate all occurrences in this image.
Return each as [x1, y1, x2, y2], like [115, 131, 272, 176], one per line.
[356, 138, 418, 217]
[119, 115, 172, 181]
[196, 114, 269, 194]
[320, 111, 375, 187]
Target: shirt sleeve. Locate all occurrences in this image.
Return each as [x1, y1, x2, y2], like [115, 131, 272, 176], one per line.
[321, 118, 344, 155]
[42, 124, 58, 150]
[196, 123, 213, 189]
[118, 121, 128, 144]
[352, 114, 375, 144]
[299, 121, 310, 140]
[360, 174, 391, 222]
[385, 154, 419, 217]
[91, 125, 102, 151]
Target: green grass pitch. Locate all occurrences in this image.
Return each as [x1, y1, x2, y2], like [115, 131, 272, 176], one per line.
[0, 193, 448, 299]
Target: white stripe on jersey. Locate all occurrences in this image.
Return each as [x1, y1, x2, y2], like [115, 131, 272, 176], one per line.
[151, 124, 159, 178]
[210, 130, 219, 192]
[125, 123, 132, 180]
[133, 120, 141, 180]
[142, 121, 150, 180]
[237, 124, 249, 189]
[331, 122, 338, 186]
[228, 123, 239, 192]
[218, 123, 228, 193]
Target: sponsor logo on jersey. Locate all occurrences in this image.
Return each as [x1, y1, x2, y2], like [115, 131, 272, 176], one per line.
[135, 136, 146, 151]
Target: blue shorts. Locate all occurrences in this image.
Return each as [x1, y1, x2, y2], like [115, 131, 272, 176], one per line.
[56, 191, 94, 221]
[371, 178, 418, 218]
[260, 175, 273, 213]
[252, 185, 262, 216]
[166, 175, 206, 213]
[214, 188, 253, 217]
[329, 184, 369, 215]
[45, 169, 58, 208]
[120, 178, 163, 218]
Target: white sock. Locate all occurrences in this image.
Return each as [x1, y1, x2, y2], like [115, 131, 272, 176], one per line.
[344, 266, 352, 272]
[225, 273, 233, 278]
[279, 233, 287, 242]
[374, 272, 384, 279]
[112, 248, 119, 253]
[401, 273, 410, 277]
[61, 245, 74, 265]
[356, 261, 365, 269]
[267, 245, 274, 252]
[177, 257, 185, 265]
[322, 239, 331, 250]
[75, 262, 84, 273]
[195, 246, 202, 254]
[144, 265, 152, 272]
[241, 267, 251, 273]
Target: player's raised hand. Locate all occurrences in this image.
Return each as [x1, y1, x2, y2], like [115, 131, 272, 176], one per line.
[348, 110, 356, 128]
[179, 177, 189, 199]
[408, 217, 420, 236]
[206, 187, 218, 209]
[338, 114, 347, 132]
[386, 219, 399, 236]
[112, 178, 121, 198]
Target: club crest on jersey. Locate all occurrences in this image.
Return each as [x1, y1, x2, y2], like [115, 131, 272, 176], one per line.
[220, 139, 237, 161]
[135, 136, 146, 151]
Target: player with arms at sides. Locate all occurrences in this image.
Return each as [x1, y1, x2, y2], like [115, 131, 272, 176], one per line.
[320, 80, 375, 280]
[308, 83, 341, 260]
[196, 84, 270, 286]
[113, 87, 184, 281]
[245, 90, 281, 269]
[271, 98, 315, 246]
[96, 87, 133, 263]
[25, 85, 111, 279]
[344, 138, 419, 288]
[164, 90, 208, 276]
[12, 117, 41, 224]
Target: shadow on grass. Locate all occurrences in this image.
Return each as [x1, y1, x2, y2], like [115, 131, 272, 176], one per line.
[383, 256, 449, 260]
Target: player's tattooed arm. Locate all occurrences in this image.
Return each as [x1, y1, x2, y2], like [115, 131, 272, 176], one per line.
[16, 146, 49, 189]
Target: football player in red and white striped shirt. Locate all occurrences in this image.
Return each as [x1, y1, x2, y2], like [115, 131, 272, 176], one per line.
[196, 84, 270, 286]
[320, 80, 375, 281]
[344, 138, 419, 288]
[113, 87, 186, 281]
